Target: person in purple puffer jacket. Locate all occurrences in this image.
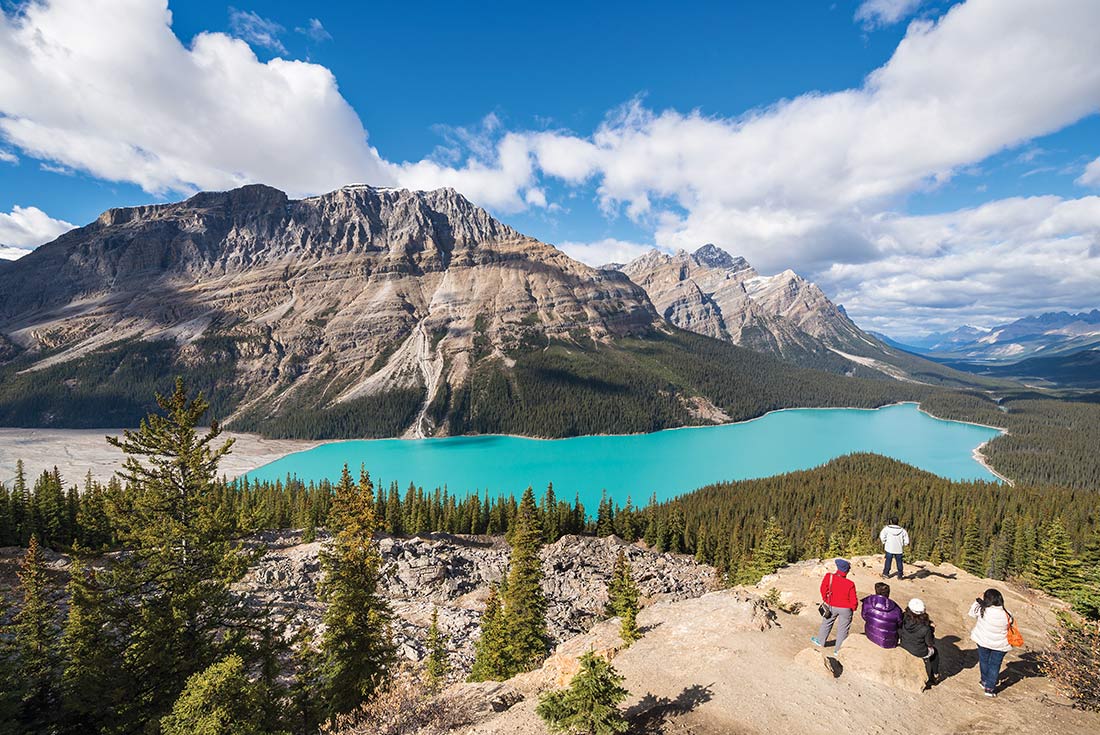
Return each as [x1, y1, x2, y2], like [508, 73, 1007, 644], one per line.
[861, 581, 904, 649]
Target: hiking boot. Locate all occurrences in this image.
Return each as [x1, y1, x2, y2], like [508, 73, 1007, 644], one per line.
[810, 637, 822, 647]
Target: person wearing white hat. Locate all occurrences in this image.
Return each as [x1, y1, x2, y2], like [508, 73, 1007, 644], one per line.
[899, 598, 940, 691]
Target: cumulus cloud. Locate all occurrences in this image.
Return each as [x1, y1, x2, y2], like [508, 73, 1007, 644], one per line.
[0, 205, 75, 255]
[228, 8, 286, 53]
[1078, 156, 1100, 187]
[0, 149, 16, 164]
[855, 0, 925, 29]
[820, 195, 1100, 333]
[0, 0, 393, 197]
[1, 0, 1098, 333]
[295, 18, 331, 43]
[557, 238, 658, 267]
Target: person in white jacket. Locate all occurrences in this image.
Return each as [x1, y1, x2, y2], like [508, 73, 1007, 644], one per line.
[879, 517, 910, 579]
[969, 588, 1013, 697]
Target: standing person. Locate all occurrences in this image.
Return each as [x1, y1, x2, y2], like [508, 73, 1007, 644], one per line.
[810, 558, 858, 655]
[969, 588, 1013, 697]
[899, 598, 940, 691]
[880, 517, 910, 579]
[861, 581, 903, 648]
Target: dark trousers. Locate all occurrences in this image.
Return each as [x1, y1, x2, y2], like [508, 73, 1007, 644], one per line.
[923, 645, 940, 682]
[977, 645, 1007, 692]
[883, 552, 904, 578]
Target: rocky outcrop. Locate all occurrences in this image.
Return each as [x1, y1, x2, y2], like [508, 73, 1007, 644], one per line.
[236, 531, 716, 673]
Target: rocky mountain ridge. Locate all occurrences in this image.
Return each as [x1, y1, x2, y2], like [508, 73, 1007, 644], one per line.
[613, 244, 927, 378]
[0, 184, 660, 436]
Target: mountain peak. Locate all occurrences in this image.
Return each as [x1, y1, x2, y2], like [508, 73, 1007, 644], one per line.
[692, 243, 744, 270]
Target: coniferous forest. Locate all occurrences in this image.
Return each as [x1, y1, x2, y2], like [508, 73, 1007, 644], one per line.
[1, 378, 1100, 732]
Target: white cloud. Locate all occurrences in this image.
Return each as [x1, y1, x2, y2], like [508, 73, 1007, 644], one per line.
[389, 132, 537, 213]
[0, 149, 16, 164]
[295, 18, 331, 43]
[855, 0, 924, 29]
[228, 8, 286, 54]
[820, 195, 1100, 333]
[0, 0, 393, 197]
[557, 238, 658, 267]
[1078, 156, 1100, 187]
[0, 205, 75, 254]
[0, 0, 1098, 333]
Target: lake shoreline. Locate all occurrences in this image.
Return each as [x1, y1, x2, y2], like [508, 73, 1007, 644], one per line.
[0, 401, 1010, 488]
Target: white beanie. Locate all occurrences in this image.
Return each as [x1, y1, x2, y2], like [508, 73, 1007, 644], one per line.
[908, 598, 926, 614]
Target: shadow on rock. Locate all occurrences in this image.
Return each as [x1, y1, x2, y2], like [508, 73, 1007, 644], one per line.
[626, 683, 715, 733]
[1001, 651, 1043, 691]
[907, 566, 958, 581]
[937, 635, 978, 680]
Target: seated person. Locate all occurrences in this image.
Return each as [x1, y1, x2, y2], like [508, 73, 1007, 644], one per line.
[861, 581, 903, 649]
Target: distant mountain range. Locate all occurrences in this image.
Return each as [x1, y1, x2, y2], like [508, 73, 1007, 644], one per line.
[0, 184, 935, 439]
[875, 310, 1100, 389]
[882, 311, 1100, 362]
[610, 245, 982, 387]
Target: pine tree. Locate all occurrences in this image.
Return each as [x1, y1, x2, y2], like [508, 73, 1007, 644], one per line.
[930, 519, 954, 565]
[737, 517, 791, 584]
[60, 552, 120, 734]
[502, 487, 549, 674]
[542, 484, 561, 543]
[990, 517, 1016, 580]
[469, 584, 508, 681]
[595, 492, 614, 537]
[958, 515, 985, 575]
[607, 550, 641, 645]
[0, 592, 17, 726]
[425, 607, 451, 688]
[1014, 517, 1039, 575]
[160, 655, 268, 735]
[1031, 518, 1083, 599]
[846, 520, 874, 556]
[1073, 527, 1100, 620]
[804, 510, 828, 560]
[102, 378, 249, 728]
[318, 463, 396, 718]
[536, 652, 629, 735]
[13, 535, 61, 733]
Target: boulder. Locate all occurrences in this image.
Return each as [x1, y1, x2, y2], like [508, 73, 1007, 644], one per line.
[835, 636, 929, 693]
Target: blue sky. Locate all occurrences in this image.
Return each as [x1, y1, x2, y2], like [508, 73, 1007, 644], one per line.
[1, 0, 1099, 337]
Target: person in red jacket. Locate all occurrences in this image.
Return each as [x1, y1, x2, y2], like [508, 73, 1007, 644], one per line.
[811, 558, 859, 654]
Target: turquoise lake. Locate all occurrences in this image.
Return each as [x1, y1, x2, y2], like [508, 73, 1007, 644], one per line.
[243, 403, 1003, 507]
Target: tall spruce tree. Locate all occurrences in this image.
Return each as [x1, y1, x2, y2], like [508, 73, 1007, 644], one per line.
[930, 519, 954, 565]
[469, 584, 508, 681]
[1074, 528, 1100, 620]
[502, 487, 549, 674]
[0, 592, 16, 727]
[13, 535, 61, 733]
[958, 515, 985, 576]
[60, 553, 120, 734]
[102, 378, 249, 730]
[1031, 518, 1083, 599]
[607, 549, 641, 645]
[737, 517, 791, 584]
[317, 463, 396, 718]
